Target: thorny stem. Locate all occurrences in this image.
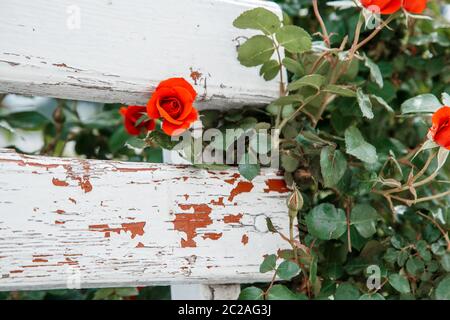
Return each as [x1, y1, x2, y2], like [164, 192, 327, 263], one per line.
[264, 269, 279, 299]
[289, 214, 299, 263]
[353, 14, 396, 52]
[411, 150, 437, 183]
[383, 151, 439, 195]
[312, 0, 330, 47]
[345, 198, 352, 253]
[278, 91, 321, 131]
[273, 35, 286, 129]
[312, 36, 348, 127]
[417, 212, 450, 252]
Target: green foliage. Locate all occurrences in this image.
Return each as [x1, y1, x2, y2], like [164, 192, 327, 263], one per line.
[275, 25, 312, 54]
[233, 7, 281, 35]
[237, 35, 275, 67]
[230, 0, 450, 301]
[320, 146, 347, 188]
[306, 203, 347, 240]
[344, 126, 378, 164]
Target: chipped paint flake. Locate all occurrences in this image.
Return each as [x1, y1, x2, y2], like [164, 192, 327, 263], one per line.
[228, 181, 253, 201]
[224, 213, 243, 224]
[264, 179, 289, 193]
[89, 222, 146, 239]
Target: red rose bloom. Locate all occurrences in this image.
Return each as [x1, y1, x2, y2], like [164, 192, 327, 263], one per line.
[428, 106, 450, 150]
[360, 0, 427, 15]
[147, 78, 198, 136]
[402, 0, 427, 14]
[361, 0, 401, 14]
[120, 105, 155, 136]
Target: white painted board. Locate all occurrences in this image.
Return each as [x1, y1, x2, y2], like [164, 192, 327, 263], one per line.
[0, 149, 290, 291]
[0, 0, 283, 110]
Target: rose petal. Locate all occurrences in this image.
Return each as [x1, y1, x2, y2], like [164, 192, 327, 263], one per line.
[403, 0, 427, 14]
[156, 77, 197, 100]
[161, 109, 198, 136]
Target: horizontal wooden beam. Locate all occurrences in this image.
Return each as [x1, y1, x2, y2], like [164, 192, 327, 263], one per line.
[0, 149, 290, 291]
[0, 0, 282, 110]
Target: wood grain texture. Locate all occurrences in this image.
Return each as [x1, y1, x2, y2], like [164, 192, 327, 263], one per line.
[0, 0, 283, 110]
[0, 149, 290, 291]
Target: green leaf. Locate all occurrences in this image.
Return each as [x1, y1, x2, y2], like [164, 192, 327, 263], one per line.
[442, 92, 450, 106]
[147, 130, 179, 150]
[388, 274, 411, 294]
[275, 25, 312, 54]
[233, 7, 281, 35]
[441, 253, 450, 272]
[287, 74, 325, 91]
[238, 287, 264, 300]
[435, 276, 450, 300]
[282, 57, 304, 76]
[266, 217, 277, 233]
[335, 283, 360, 300]
[4, 111, 49, 130]
[125, 137, 146, 150]
[115, 287, 139, 297]
[416, 240, 432, 262]
[370, 95, 394, 113]
[271, 95, 303, 106]
[260, 254, 277, 273]
[93, 288, 115, 300]
[401, 94, 442, 114]
[267, 284, 307, 300]
[350, 204, 378, 238]
[237, 35, 275, 67]
[259, 59, 279, 81]
[277, 260, 300, 280]
[109, 126, 129, 153]
[281, 153, 299, 172]
[306, 203, 347, 240]
[359, 293, 385, 300]
[363, 54, 383, 88]
[322, 84, 356, 97]
[356, 88, 374, 119]
[344, 126, 378, 164]
[406, 257, 425, 275]
[320, 146, 347, 188]
[437, 147, 449, 172]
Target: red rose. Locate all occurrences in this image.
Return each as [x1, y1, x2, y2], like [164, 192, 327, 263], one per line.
[360, 0, 427, 15]
[361, 0, 401, 14]
[120, 105, 155, 136]
[428, 106, 450, 150]
[402, 0, 427, 14]
[147, 78, 198, 136]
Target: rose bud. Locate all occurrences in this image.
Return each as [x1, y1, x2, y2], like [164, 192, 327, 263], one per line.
[287, 184, 304, 216]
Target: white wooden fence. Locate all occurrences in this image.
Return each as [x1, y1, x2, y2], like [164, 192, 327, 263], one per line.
[0, 0, 289, 299]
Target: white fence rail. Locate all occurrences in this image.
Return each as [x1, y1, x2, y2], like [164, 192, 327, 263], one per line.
[0, 0, 282, 110]
[0, 149, 290, 291]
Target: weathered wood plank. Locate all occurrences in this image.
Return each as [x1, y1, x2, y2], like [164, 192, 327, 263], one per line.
[0, 149, 290, 291]
[0, 0, 282, 110]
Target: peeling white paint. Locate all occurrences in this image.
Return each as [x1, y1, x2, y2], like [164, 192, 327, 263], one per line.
[0, 149, 290, 291]
[0, 0, 283, 109]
